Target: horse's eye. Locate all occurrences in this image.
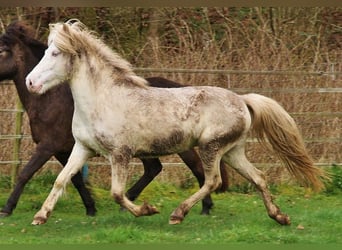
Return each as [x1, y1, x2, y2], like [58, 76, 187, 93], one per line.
[51, 51, 60, 57]
[0, 48, 7, 55]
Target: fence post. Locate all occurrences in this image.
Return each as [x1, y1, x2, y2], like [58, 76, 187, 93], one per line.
[11, 96, 23, 189]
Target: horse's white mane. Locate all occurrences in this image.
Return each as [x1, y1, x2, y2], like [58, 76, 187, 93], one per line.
[48, 19, 147, 88]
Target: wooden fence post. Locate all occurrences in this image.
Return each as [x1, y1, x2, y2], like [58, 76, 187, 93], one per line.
[11, 96, 23, 189]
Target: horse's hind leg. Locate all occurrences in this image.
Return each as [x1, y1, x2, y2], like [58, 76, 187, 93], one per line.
[169, 151, 223, 224]
[178, 150, 214, 215]
[222, 145, 291, 225]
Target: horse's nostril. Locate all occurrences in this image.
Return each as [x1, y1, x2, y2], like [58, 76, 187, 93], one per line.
[26, 79, 33, 87]
[25, 78, 34, 90]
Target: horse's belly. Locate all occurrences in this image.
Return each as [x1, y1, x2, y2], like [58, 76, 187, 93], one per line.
[133, 128, 196, 158]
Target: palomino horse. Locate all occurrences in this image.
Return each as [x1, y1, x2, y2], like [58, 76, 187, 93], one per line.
[0, 21, 227, 217]
[26, 20, 326, 226]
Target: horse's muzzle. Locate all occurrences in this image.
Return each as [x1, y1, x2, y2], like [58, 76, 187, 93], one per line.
[25, 78, 42, 94]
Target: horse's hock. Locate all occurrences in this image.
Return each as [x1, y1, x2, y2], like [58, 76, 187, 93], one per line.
[1, 75, 341, 189]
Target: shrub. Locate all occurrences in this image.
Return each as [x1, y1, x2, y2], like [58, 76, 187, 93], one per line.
[324, 165, 342, 195]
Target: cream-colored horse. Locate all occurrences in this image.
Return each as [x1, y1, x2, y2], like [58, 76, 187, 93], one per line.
[26, 20, 327, 226]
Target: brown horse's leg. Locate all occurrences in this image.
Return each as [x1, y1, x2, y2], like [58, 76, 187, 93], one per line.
[222, 146, 291, 225]
[0, 147, 53, 217]
[125, 158, 162, 202]
[218, 161, 229, 192]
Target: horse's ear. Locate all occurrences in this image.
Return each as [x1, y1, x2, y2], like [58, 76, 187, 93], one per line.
[62, 23, 70, 33]
[6, 21, 35, 40]
[61, 23, 73, 40]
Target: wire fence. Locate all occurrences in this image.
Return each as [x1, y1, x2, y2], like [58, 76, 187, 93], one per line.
[135, 67, 342, 77]
[0, 68, 341, 187]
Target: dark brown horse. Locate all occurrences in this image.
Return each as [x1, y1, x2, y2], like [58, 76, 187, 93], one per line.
[0, 21, 228, 217]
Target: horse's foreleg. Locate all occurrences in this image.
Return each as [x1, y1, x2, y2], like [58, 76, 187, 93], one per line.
[110, 154, 159, 217]
[0, 146, 53, 217]
[32, 142, 92, 225]
[55, 152, 96, 216]
[222, 146, 291, 225]
[169, 153, 222, 224]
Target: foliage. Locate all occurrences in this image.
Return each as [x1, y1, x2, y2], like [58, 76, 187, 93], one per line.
[228, 182, 256, 194]
[0, 177, 341, 244]
[0, 7, 340, 74]
[0, 175, 11, 190]
[324, 165, 342, 195]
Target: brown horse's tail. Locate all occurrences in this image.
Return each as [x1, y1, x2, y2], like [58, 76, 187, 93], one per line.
[242, 93, 329, 191]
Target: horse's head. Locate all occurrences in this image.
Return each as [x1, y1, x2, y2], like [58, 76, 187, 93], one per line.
[26, 22, 75, 95]
[0, 33, 17, 81]
[0, 21, 46, 82]
[26, 19, 148, 94]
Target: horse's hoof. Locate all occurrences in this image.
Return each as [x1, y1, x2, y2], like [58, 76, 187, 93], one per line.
[0, 211, 10, 218]
[31, 216, 47, 225]
[275, 214, 291, 225]
[141, 202, 159, 216]
[86, 209, 97, 217]
[169, 216, 183, 225]
[169, 213, 184, 225]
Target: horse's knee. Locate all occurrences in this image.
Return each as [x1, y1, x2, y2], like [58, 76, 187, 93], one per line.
[213, 179, 222, 191]
[16, 172, 33, 184]
[251, 171, 267, 190]
[53, 180, 65, 190]
[112, 188, 125, 204]
[206, 176, 222, 192]
[113, 193, 123, 204]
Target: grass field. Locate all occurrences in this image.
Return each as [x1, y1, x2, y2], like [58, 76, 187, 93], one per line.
[0, 172, 341, 245]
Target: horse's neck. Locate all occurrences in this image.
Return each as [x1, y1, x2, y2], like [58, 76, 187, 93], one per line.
[69, 67, 129, 123]
[71, 61, 111, 106]
[13, 70, 34, 109]
[13, 46, 44, 110]
[69, 71, 99, 118]
[13, 50, 44, 110]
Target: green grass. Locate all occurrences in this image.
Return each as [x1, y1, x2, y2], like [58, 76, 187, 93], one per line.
[0, 174, 341, 244]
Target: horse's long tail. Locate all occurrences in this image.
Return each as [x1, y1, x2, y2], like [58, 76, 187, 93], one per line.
[242, 93, 328, 191]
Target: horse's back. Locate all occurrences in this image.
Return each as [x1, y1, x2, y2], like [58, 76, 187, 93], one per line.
[148, 85, 248, 120]
[103, 84, 250, 136]
[117, 85, 250, 156]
